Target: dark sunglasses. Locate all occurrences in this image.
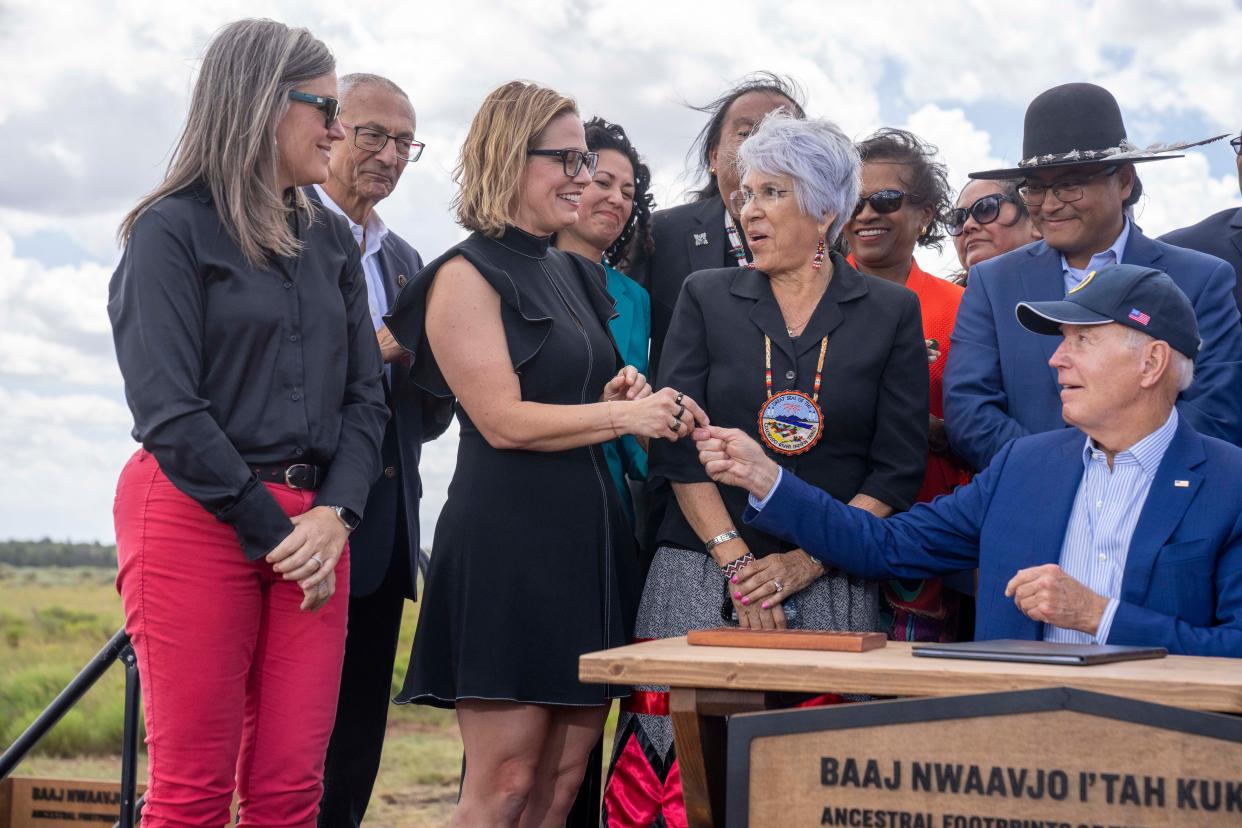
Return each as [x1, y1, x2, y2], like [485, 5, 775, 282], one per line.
[946, 193, 1021, 236]
[528, 148, 599, 178]
[853, 189, 921, 217]
[288, 90, 341, 128]
[1231, 134, 1241, 156]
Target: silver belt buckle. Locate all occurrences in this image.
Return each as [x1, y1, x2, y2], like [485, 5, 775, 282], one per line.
[284, 463, 314, 489]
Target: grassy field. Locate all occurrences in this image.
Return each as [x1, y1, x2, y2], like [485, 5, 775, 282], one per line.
[0, 565, 463, 825]
[1, 565, 617, 826]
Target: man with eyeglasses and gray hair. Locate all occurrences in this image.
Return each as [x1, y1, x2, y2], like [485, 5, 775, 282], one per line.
[943, 82, 1242, 473]
[312, 72, 449, 827]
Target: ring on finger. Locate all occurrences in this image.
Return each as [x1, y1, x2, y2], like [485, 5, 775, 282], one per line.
[773, 578, 784, 593]
[674, 404, 685, 420]
[668, 419, 682, 433]
[310, 555, 324, 570]
[675, 392, 684, 405]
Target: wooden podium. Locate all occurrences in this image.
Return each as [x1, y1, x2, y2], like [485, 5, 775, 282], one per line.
[579, 637, 1242, 827]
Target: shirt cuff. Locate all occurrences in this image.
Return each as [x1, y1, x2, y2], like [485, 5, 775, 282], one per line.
[1094, 598, 1120, 644]
[747, 467, 784, 512]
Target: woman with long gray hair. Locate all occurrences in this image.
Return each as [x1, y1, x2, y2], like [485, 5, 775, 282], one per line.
[604, 113, 928, 824]
[108, 19, 387, 826]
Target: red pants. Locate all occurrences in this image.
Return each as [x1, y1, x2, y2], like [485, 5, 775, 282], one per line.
[114, 449, 349, 828]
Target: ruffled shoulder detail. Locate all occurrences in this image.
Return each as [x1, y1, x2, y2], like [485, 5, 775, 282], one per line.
[385, 229, 562, 399]
[563, 251, 621, 335]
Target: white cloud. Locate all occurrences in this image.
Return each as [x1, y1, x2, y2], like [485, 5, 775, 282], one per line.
[3, 0, 1241, 543]
[1132, 150, 1242, 237]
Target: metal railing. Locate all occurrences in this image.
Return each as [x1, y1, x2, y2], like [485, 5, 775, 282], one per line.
[0, 627, 144, 827]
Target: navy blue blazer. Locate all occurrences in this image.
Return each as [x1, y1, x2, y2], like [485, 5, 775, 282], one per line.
[1161, 206, 1242, 313]
[307, 189, 451, 597]
[746, 417, 1242, 657]
[943, 229, 1242, 471]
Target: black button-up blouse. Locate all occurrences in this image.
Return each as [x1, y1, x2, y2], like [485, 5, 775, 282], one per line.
[651, 252, 930, 558]
[108, 186, 388, 559]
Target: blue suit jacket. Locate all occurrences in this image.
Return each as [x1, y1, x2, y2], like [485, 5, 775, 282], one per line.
[746, 417, 1242, 657]
[943, 229, 1242, 471]
[1161, 206, 1242, 314]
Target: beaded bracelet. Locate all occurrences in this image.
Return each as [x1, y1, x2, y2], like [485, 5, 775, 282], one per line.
[720, 552, 755, 579]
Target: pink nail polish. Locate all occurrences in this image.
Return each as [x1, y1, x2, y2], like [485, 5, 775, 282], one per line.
[762, 602, 769, 609]
[730, 576, 737, 584]
[742, 597, 750, 605]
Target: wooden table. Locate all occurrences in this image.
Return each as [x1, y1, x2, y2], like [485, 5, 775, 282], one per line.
[580, 637, 1242, 827]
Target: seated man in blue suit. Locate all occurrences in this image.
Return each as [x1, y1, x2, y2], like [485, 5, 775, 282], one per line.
[944, 83, 1242, 472]
[695, 264, 1242, 657]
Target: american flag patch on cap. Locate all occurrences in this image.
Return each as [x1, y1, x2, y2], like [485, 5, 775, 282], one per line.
[1128, 308, 1151, 326]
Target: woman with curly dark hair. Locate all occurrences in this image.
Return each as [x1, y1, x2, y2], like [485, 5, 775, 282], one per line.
[844, 127, 971, 644]
[555, 117, 656, 535]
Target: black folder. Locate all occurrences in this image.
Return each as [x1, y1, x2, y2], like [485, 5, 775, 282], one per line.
[911, 639, 1168, 666]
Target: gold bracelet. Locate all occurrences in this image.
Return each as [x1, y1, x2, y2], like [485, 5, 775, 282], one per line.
[607, 401, 620, 438]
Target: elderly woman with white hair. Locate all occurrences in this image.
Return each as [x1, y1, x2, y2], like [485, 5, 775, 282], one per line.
[601, 113, 929, 825]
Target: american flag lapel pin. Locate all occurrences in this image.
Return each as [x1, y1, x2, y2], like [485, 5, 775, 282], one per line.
[1174, 480, 1190, 488]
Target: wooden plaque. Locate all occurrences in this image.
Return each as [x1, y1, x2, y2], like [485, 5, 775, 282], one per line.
[687, 628, 887, 653]
[727, 687, 1242, 828]
[0, 777, 145, 828]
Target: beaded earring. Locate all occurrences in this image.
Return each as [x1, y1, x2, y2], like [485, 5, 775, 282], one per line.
[812, 238, 826, 270]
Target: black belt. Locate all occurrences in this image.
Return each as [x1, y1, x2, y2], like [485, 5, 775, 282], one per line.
[252, 463, 325, 490]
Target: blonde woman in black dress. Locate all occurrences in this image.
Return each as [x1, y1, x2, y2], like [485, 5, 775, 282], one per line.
[386, 81, 706, 828]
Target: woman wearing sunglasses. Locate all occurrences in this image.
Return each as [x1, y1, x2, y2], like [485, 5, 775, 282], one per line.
[385, 81, 705, 828]
[949, 178, 1040, 279]
[843, 127, 970, 644]
[109, 20, 387, 827]
[604, 113, 928, 826]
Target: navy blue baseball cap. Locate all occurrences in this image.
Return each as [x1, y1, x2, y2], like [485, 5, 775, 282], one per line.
[1015, 263, 1200, 359]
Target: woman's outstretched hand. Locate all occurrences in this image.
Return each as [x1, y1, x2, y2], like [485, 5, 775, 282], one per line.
[614, 388, 708, 441]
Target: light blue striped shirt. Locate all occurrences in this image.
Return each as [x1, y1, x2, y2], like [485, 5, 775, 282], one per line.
[1046, 408, 1179, 644]
[314, 184, 391, 381]
[1061, 218, 1130, 293]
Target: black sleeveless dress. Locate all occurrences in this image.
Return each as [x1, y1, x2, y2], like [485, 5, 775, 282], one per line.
[385, 226, 639, 707]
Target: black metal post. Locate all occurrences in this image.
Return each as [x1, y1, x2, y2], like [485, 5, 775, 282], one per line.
[117, 642, 142, 828]
[0, 628, 131, 779]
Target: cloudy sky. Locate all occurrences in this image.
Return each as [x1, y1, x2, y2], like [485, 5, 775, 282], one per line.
[2, 0, 1240, 544]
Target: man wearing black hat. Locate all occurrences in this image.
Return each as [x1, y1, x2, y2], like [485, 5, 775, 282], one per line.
[943, 82, 1242, 473]
[693, 264, 1242, 657]
[1160, 130, 1242, 314]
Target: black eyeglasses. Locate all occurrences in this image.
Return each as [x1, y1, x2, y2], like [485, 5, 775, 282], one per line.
[853, 189, 921, 217]
[1018, 165, 1118, 206]
[1230, 134, 1242, 156]
[528, 148, 599, 178]
[946, 193, 1022, 236]
[288, 90, 341, 128]
[352, 126, 425, 162]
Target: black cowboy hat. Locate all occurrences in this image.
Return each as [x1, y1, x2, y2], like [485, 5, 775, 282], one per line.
[970, 82, 1225, 180]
